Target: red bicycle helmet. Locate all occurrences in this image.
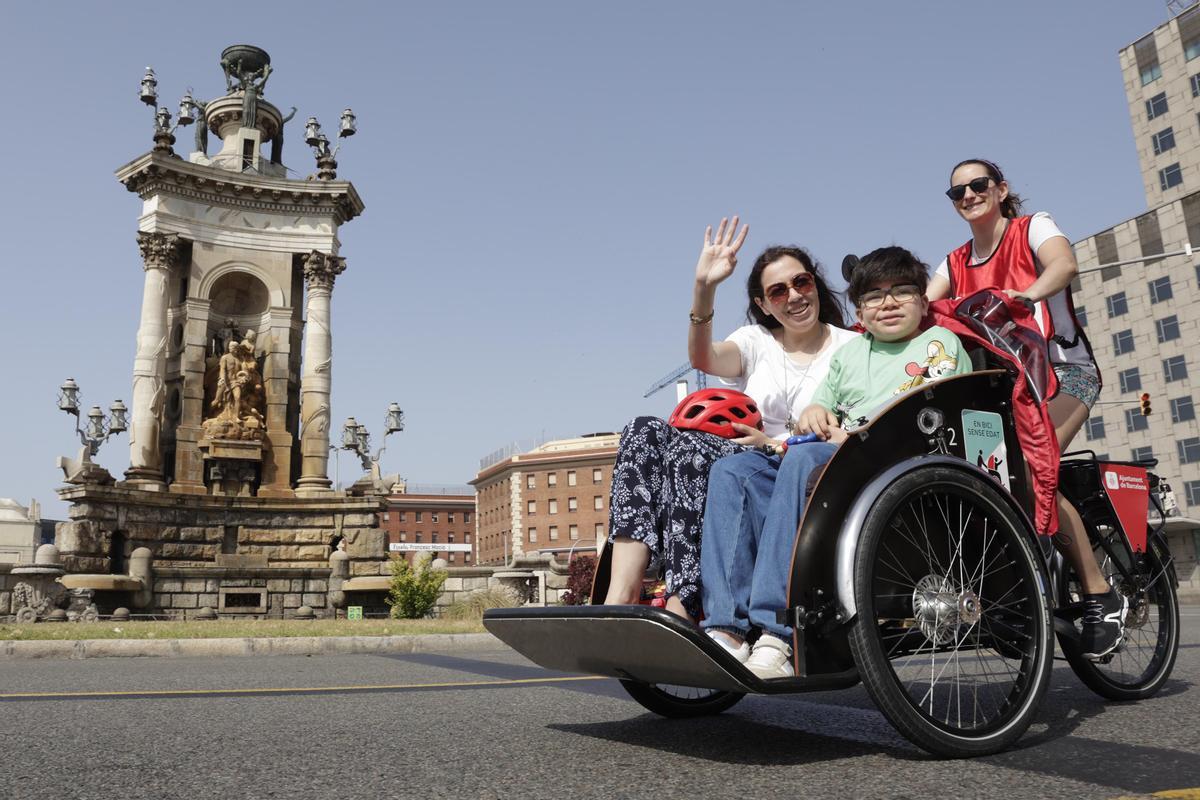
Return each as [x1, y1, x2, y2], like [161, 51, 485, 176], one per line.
[668, 389, 763, 438]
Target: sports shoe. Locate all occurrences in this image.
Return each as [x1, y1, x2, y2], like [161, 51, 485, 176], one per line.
[1079, 588, 1129, 660]
[705, 630, 750, 663]
[745, 633, 794, 679]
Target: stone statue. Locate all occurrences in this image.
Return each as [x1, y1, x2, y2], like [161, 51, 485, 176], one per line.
[223, 61, 272, 130]
[193, 98, 210, 155]
[202, 333, 265, 440]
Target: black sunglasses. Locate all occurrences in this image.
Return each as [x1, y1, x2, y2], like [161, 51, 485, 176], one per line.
[764, 273, 816, 304]
[945, 176, 995, 202]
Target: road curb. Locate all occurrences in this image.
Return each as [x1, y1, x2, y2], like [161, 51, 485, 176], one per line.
[0, 633, 505, 660]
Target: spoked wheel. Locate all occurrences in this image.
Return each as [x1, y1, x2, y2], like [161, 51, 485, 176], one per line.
[848, 466, 1054, 758]
[1057, 532, 1179, 700]
[619, 681, 745, 718]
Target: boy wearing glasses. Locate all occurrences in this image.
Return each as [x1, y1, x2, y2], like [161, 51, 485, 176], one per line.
[702, 246, 971, 679]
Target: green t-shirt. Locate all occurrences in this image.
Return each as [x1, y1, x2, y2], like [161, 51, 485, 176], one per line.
[810, 325, 972, 430]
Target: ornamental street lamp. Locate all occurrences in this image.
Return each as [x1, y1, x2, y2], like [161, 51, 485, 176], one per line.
[340, 403, 404, 477]
[57, 378, 128, 458]
[304, 108, 357, 179]
[139, 66, 197, 154]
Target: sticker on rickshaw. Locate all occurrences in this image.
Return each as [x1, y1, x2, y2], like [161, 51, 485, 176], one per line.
[962, 409, 1009, 490]
[1100, 464, 1150, 553]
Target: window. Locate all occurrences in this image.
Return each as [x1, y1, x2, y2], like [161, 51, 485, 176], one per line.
[448, 533, 455, 543]
[549, 499, 558, 514]
[1186, 480, 1200, 506]
[1132, 446, 1155, 462]
[1137, 212, 1165, 263]
[527, 500, 536, 514]
[1171, 396, 1196, 423]
[464, 512, 471, 524]
[431, 513, 439, 523]
[415, 511, 423, 522]
[1096, 230, 1121, 281]
[593, 468, 603, 483]
[567, 470, 577, 487]
[526, 474, 535, 489]
[1113, 329, 1135, 355]
[1156, 315, 1181, 343]
[399, 531, 407, 542]
[449, 553, 456, 564]
[383, 512, 390, 522]
[448, 512, 455, 523]
[595, 523, 604, 538]
[1159, 162, 1182, 191]
[1193, 74, 1200, 96]
[528, 527, 537, 543]
[1184, 5, 1200, 60]
[1126, 408, 1149, 433]
[1118, 367, 1142, 394]
[415, 533, 422, 543]
[465, 533, 471, 543]
[465, 552, 472, 563]
[1084, 416, 1106, 441]
[1178, 437, 1200, 464]
[1105, 292, 1128, 317]
[568, 497, 578, 512]
[1149, 276, 1173, 304]
[549, 525, 559, 541]
[1165, 355, 1189, 382]
[594, 495, 603, 510]
[547, 473, 557, 487]
[1146, 92, 1168, 120]
[1152, 127, 1176, 155]
[399, 511, 407, 522]
[1076, 307, 1088, 327]
[431, 533, 438, 543]
[569, 524, 579, 540]
[1136, 34, 1162, 83]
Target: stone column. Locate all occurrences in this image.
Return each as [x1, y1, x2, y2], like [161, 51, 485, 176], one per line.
[258, 306, 298, 497]
[126, 232, 181, 490]
[295, 251, 345, 496]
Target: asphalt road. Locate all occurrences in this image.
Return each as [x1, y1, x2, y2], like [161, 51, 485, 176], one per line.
[2, 611, 1199, 800]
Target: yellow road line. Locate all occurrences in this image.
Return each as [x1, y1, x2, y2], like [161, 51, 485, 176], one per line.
[1112, 791, 1200, 800]
[0, 674, 608, 700]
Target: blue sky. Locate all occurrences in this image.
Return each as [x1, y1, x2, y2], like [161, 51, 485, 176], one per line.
[0, 2, 1169, 515]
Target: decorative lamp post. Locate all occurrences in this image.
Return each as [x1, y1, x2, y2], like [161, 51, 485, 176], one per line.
[339, 403, 403, 478]
[306, 107, 357, 180]
[57, 378, 129, 458]
[139, 67, 197, 154]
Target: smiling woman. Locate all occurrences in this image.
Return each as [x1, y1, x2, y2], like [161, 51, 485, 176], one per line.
[601, 218, 855, 624]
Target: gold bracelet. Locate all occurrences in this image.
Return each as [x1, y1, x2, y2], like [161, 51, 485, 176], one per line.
[689, 310, 714, 325]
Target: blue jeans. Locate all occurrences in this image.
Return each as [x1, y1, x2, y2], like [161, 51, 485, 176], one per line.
[700, 442, 837, 640]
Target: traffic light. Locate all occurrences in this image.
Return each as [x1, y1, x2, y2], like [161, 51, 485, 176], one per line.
[1140, 392, 1152, 416]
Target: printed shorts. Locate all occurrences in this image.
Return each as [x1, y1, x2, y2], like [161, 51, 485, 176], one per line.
[1053, 363, 1101, 410]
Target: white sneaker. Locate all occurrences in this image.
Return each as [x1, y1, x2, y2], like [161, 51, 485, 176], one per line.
[746, 634, 794, 679]
[705, 630, 750, 663]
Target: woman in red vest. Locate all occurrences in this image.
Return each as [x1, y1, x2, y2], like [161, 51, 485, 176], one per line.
[928, 158, 1126, 660]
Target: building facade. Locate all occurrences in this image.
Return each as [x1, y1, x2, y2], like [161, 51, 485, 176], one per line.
[472, 434, 619, 565]
[1066, 6, 1200, 515]
[382, 485, 476, 566]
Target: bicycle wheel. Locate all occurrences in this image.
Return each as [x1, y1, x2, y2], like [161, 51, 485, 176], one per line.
[848, 466, 1054, 758]
[619, 680, 745, 718]
[1058, 533, 1179, 701]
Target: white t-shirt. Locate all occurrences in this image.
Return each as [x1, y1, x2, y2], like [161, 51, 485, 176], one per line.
[722, 324, 861, 438]
[934, 211, 1093, 368]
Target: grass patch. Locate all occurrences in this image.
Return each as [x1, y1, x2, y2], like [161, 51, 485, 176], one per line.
[0, 618, 485, 641]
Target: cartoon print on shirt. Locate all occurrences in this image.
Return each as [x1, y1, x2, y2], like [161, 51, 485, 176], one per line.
[835, 399, 869, 432]
[896, 340, 959, 394]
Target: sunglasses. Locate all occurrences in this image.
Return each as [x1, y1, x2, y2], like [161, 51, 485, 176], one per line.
[945, 176, 995, 202]
[857, 284, 921, 309]
[764, 273, 816, 304]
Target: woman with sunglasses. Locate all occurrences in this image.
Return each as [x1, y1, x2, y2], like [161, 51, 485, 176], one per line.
[603, 217, 853, 622]
[929, 158, 1125, 660]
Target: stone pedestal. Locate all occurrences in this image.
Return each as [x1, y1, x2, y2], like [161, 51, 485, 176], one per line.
[199, 438, 263, 497]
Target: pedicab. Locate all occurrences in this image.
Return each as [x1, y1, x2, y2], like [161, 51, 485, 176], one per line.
[483, 290, 1180, 758]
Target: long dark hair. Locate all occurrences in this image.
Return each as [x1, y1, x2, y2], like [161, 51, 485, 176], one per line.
[951, 158, 1024, 219]
[745, 246, 846, 330]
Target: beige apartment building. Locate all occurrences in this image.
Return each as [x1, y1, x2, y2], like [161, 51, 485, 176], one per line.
[472, 433, 619, 565]
[1069, 6, 1200, 516]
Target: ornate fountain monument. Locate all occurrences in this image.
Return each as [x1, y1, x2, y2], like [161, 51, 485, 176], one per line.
[52, 46, 385, 619]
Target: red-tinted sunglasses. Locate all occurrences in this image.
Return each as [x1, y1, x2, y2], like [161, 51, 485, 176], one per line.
[764, 273, 816, 304]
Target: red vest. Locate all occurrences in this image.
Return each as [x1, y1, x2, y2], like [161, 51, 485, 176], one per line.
[946, 216, 1056, 341]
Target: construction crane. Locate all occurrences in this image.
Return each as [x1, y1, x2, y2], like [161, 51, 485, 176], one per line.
[643, 362, 707, 402]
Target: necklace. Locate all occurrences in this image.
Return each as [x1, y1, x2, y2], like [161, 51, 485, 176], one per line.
[779, 325, 826, 435]
[971, 218, 1010, 264]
